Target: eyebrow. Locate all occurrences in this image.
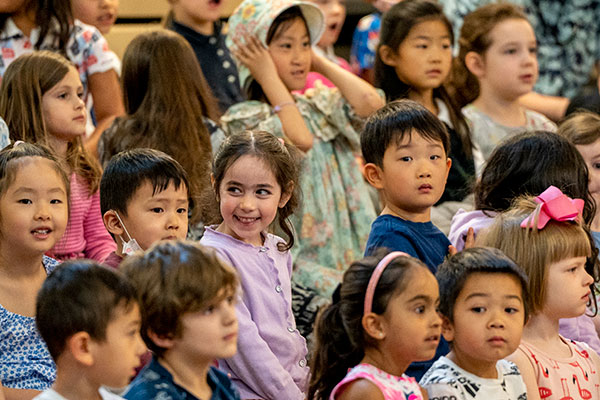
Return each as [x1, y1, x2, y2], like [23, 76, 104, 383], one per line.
[413, 35, 451, 40]
[278, 33, 310, 41]
[225, 180, 275, 189]
[13, 187, 66, 194]
[396, 143, 443, 150]
[408, 294, 434, 303]
[465, 293, 523, 302]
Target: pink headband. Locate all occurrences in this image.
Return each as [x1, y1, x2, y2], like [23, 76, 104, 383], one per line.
[364, 251, 410, 315]
[520, 185, 584, 230]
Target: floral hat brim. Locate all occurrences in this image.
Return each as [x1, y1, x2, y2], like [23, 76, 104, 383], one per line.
[226, 0, 325, 90]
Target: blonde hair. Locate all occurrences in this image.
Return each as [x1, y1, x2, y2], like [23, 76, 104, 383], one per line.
[558, 111, 600, 146]
[0, 51, 102, 193]
[477, 196, 592, 314]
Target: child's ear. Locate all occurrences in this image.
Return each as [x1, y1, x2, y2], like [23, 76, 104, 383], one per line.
[278, 181, 294, 208]
[465, 51, 485, 78]
[444, 157, 452, 183]
[379, 45, 399, 67]
[210, 174, 220, 202]
[362, 313, 386, 340]
[441, 315, 455, 342]
[147, 329, 175, 350]
[67, 331, 95, 366]
[363, 163, 385, 190]
[103, 210, 124, 237]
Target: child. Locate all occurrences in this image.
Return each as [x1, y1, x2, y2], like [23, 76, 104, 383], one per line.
[223, 0, 383, 297]
[166, 0, 245, 113]
[0, 0, 123, 153]
[452, 3, 556, 172]
[199, 130, 308, 399]
[308, 250, 441, 400]
[375, 0, 475, 207]
[100, 148, 191, 268]
[121, 240, 240, 400]
[350, 0, 402, 83]
[0, 51, 116, 263]
[420, 247, 529, 399]
[361, 99, 451, 381]
[71, 0, 118, 35]
[99, 30, 222, 228]
[558, 112, 600, 243]
[34, 260, 146, 400]
[0, 143, 69, 397]
[478, 187, 600, 400]
[302, 0, 351, 91]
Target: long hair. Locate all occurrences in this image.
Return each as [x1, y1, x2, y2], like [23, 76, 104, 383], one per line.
[450, 3, 528, 108]
[0, 50, 101, 192]
[100, 30, 219, 224]
[374, 0, 472, 156]
[0, 0, 72, 54]
[202, 130, 302, 252]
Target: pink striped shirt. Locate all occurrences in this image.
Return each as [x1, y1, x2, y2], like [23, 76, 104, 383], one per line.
[47, 173, 116, 262]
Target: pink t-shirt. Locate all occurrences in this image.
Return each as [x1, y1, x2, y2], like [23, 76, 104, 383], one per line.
[330, 363, 423, 400]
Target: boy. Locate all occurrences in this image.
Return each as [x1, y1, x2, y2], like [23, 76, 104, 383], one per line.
[100, 148, 191, 268]
[420, 247, 529, 399]
[121, 240, 241, 400]
[35, 260, 146, 400]
[362, 99, 452, 273]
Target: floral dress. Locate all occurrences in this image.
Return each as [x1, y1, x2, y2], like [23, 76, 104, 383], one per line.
[221, 82, 378, 297]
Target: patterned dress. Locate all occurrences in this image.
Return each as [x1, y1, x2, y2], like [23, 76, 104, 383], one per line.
[330, 363, 423, 400]
[221, 82, 378, 298]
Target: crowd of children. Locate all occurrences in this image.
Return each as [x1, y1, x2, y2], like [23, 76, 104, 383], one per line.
[1, 0, 600, 399]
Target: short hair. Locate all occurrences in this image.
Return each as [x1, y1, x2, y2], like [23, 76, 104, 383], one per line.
[100, 148, 191, 217]
[36, 260, 138, 360]
[558, 111, 600, 146]
[361, 99, 450, 167]
[477, 196, 592, 314]
[120, 240, 239, 358]
[437, 247, 529, 324]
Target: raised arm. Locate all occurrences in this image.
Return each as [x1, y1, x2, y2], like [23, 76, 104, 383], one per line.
[231, 36, 313, 152]
[311, 50, 384, 118]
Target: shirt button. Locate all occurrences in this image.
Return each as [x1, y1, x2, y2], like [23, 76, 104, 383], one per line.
[299, 359, 307, 368]
[227, 75, 236, 83]
[275, 285, 282, 293]
[217, 49, 225, 56]
[223, 60, 231, 69]
[209, 37, 217, 45]
[287, 326, 295, 333]
[259, 247, 267, 253]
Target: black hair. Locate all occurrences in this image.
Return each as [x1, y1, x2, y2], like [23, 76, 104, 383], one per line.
[308, 249, 428, 400]
[374, 0, 472, 156]
[361, 99, 450, 167]
[100, 148, 191, 218]
[437, 247, 529, 324]
[36, 260, 138, 360]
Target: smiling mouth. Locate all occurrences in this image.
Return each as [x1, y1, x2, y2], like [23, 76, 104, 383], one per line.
[235, 216, 259, 224]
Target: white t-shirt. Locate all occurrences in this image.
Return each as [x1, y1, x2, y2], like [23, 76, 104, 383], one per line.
[420, 356, 527, 400]
[33, 387, 124, 400]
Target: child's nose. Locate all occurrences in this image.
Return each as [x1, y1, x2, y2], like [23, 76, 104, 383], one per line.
[35, 203, 51, 220]
[488, 311, 506, 329]
[583, 268, 594, 287]
[239, 195, 256, 210]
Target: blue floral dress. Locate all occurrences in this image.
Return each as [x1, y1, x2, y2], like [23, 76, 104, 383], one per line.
[221, 82, 378, 297]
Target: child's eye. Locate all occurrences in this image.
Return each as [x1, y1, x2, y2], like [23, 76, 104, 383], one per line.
[400, 156, 412, 162]
[18, 199, 32, 204]
[430, 155, 441, 161]
[415, 305, 425, 314]
[177, 207, 188, 214]
[505, 307, 519, 314]
[569, 266, 578, 273]
[226, 186, 242, 194]
[57, 92, 68, 99]
[504, 48, 517, 55]
[50, 199, 63, 204]
[280, 43, 292, 49]
[227, 295, 236, 305]
[593, 163, 600, 169]
[471, 307, 485, 313]
[529, 46, 537, 54]
[203, 305, 215, 315]
[151, 207, 164, 213]
[77, 91, 84, 99]
[416, 44, 428, 49]
[256, 189, 272, 196]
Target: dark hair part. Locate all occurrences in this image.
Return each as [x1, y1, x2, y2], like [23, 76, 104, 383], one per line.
[437, 247, 529, 324]
[100, 148, 191, 217]
[245, 6, 310, 101]
[361, 99, 450, 167]
[374, 0, 472, 156]
[450, 3, 528, 108]
[120, 240, 238, 358]
[0, 142, 69, 199]
[203, 130, 301, 251]
[308, 249, 428, 400]
[0, 0, 71, 53]
[36, 260, 138, 360]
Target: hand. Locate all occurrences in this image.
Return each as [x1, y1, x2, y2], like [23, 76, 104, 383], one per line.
[447, 227, 475, 256]
[310, 48, 328, 74]
[231, 35, 279, 86]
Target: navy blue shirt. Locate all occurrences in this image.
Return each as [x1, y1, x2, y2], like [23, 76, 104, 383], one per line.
[364, 214, 451, 381]
[124, 356, 240, 400]
[169, 20, 245, 114]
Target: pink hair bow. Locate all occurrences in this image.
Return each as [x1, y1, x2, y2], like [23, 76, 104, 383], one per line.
[520, 186, 584, 229]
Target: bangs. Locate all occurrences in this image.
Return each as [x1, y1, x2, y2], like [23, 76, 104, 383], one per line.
[541, 221, 591, 264]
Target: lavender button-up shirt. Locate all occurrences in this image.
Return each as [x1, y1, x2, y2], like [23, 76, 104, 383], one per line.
[200, 227, 309, 400]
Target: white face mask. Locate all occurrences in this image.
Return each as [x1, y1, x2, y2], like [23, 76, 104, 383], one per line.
[114, 211, 143, 256]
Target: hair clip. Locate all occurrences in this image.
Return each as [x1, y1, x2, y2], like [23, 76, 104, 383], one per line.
[13, 140, 24, 147]
[520, 185, 584, 230]
[364, 251, 410, 315]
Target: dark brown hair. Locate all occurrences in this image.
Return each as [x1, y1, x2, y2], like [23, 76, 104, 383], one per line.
[121, 240, 238, 358]
[100, 30, 219, 224]
[450, 3, 529, 108]
[0, 50, 102, 192]
[203, 130, 301, 252]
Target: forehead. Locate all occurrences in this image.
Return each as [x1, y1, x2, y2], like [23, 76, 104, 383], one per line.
[272, 17, 309, 40]
[406, 19, 450, 40]
[394, 266, 438, 302]
[222, 155, 279, 185]
[488, 18, 535, 45]
[576, 139, 600, 161]
[458, 272, 523, 300]
[130, 179, 188, 201]
[394, 130, 444, 149]
[7, 157, 65, 188]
